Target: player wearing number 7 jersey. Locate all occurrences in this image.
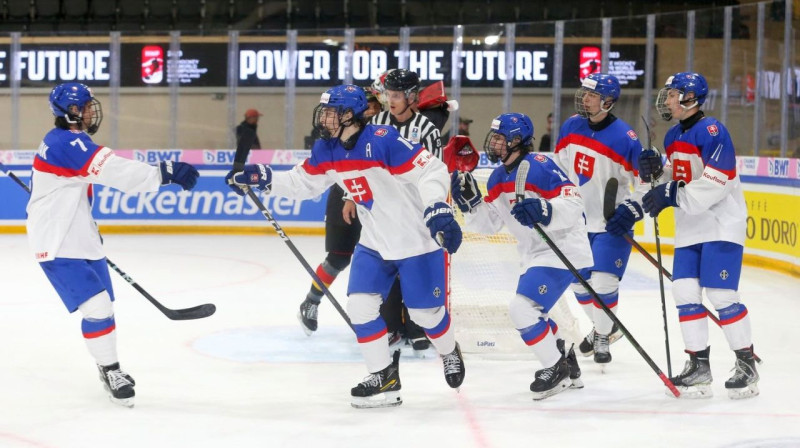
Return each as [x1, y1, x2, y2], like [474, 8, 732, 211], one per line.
[26, 82, 199, 407]
[226, 84, 465, 408]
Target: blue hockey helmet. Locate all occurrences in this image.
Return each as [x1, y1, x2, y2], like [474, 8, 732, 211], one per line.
[483, 113, 534, 163]
[575, 73, 621, 118]
[656, 72, 709, 121]
[49, 82, 103, 134]
[313, 84, 369, 140]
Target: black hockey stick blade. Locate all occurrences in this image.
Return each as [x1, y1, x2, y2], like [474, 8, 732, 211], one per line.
[603, 177, 619, 221]
[105, 257, 217, 320]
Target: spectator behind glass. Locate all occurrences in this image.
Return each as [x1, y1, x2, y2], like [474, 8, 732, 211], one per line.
[539, 112, 553, 152]
[236, 108, 263, 150]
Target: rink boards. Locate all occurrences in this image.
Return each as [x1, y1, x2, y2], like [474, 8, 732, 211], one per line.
[1, 149, 798, 274]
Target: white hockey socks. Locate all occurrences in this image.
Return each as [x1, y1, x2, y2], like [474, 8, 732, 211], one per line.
[676, 303, 710, 352]
[717, 303, 752, 351]
[78, 292, 118, 367]
[347, 293, 392, 373]
[408, 306, 456, 355]
[510, 295, 561, 367]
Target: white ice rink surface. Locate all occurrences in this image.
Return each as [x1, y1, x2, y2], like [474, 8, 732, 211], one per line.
[1, 233, 798, 448]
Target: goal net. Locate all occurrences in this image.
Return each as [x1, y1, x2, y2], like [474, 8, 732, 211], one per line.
[450, 168, 584, 356]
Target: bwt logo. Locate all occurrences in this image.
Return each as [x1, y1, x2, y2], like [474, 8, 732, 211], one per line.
[767, 158, 789, 177]
[203, 150, 236, 165]
[134, 150, 183, 163]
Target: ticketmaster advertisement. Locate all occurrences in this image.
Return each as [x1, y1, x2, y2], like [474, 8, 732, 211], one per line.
[0, 149, 327, 228]
[1, 150, 797, 273]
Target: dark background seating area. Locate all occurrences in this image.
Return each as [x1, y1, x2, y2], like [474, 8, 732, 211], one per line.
[0, 0, 765, 35]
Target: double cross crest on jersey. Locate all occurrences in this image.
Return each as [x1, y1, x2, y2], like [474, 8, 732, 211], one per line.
[344, 176, 375, 210]
[574, 153, 595, 185]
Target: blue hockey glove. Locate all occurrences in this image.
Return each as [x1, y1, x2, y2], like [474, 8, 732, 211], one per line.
[423, 202, 463, 254]
[605, 200, 644, 236]
[225, 164, 272, 196]
[510, 198, 553, 228]
[642, 180, 684, 217]
[638, 147, 664, 183]
[450, 170, 482, 213]
[159, 161, 199, 190]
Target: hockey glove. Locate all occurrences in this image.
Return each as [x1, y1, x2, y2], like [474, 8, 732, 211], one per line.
[159, 161, 199, 190]
[423, 202, 463, 254]
[642, 180, 684, 217]
[510, 198, 553, 228]
[450, 170, 482, 213]
[605, 200, 644, 236]
[225, 164, 272, 196]
[638, 147, 664, 183]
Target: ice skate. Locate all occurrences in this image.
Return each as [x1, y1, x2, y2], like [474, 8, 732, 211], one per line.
[668, 347, 713, 399]
[725, 346, 759, 400]
[530, 357, 571, 400]
[557, 339, 583, 389]
[441, 342, 465, 390]
[351, 350, 402, 408]
[578, 323, 622, 357]
[97, 363, 135, 408]
[411, 336, 432, 358]
[387, 331, 403, 349]
[593, 332, 612, 367]
[297, 298, 320, 336]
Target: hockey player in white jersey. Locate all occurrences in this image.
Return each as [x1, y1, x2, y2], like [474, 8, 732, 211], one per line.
[226, 84, 465, 408]
[553, 73, 647, 365]
[27, 82, 200, 407]
[640, 72, 759, 399]
[452, 113, 592, 399]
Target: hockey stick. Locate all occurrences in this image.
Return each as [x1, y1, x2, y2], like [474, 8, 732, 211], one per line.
[0, 163, 216, 321]
[231, 141, 354, 332]
[606, 176, 672, 376]
[516, 160, 680, 397]
[603, 177, 763, 364]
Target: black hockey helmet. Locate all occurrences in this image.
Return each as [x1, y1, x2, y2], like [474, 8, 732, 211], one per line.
[384, 69, 420, 97]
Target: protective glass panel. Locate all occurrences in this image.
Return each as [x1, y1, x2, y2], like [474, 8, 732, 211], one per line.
[237, 28, 293, 150]
[512, 21, 557, 151]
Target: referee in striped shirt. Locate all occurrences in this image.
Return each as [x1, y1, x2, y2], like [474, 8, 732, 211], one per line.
[370, 69, 443, 160]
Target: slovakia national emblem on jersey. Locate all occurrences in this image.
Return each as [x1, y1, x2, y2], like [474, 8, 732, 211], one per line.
[374, 128, 388, 137]
[574, 152, 595, 185]
[707, 124, 719, 136]
[344, 176, 375, 210]
[627, 130, 638, 140]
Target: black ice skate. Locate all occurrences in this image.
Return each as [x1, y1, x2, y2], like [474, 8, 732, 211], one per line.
[441, 342, 466, 390]
[725, 346, 759, 400]
[557, 338, 583, 389]
[593, 332, 612, 364]
[578, 323, 623, 357]
[297, 298, 320, 336]
[668, 347, 713, 399]
[410, 336, 432, 358]
[351, 350, 402, 408]
[97, 363, 135, 408]
[530, 357, 571, 400]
